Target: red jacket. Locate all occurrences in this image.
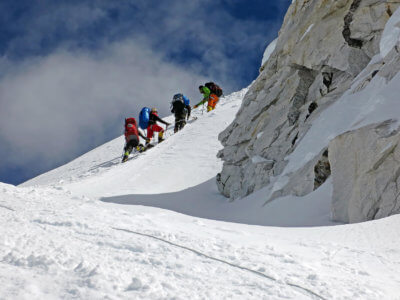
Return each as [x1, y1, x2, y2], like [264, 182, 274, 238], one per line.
[124, 117, 147, 141]
[125, 123, 139, 140]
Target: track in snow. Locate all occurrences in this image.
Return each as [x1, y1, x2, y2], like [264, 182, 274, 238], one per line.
[113, 226, 327, 300]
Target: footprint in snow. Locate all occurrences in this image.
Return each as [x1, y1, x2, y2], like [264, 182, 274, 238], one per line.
[126, 278, 143, 291]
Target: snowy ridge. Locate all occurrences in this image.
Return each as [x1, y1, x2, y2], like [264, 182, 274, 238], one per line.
[23, 89, 248, 196]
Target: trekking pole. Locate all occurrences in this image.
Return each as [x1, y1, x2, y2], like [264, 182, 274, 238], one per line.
[202, 103, 204, 115]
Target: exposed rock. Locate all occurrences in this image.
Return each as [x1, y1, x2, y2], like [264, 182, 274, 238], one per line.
[305, 101, 318, 120]
[287, 67, 317, 125]
[342, 0, 364, 48]
[314, 149, 331, 190]
[330, 121, 400, 223]
[266, 147, 329, 204]
[217, 0, 400, 205]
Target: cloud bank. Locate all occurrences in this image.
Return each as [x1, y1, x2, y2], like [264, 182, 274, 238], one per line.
[0, 0, 291, 184]
[0, 40, 207, 181]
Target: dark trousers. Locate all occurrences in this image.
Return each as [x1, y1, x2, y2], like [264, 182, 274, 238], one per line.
[124, 135, 139, 154]
[174, 111, 187, 133]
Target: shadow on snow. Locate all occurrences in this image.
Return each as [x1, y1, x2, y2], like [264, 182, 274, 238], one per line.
[101, 178, 341, 227]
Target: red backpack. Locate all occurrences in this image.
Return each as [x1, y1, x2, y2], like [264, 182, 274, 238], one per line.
[125, 118, 139, 138]
[205, 82, 223, 97]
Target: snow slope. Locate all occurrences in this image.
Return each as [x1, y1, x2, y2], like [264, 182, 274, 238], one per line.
[2, 181, 400, 299]
[0, 87, 397, 299]
[24, 89, 334, 227]
[23, 89, 247, 196]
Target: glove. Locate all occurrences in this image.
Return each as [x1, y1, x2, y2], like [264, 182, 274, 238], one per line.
[146, 138, 150, 143]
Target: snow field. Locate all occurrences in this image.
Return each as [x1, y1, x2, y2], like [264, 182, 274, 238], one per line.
[2, 180, 400, 299]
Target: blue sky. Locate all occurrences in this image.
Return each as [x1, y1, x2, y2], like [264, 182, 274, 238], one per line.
[0, 0, 291, 185]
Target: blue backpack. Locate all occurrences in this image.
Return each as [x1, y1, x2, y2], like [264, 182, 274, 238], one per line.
[139, 107, 151, 129]
[183, 95, 190, 106]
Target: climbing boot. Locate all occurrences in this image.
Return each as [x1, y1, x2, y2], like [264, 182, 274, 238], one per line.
[158, 132, 164, 143]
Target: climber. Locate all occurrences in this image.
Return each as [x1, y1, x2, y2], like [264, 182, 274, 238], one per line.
[122, 118, 149, 162]
[184, 95, 191, 119]
[146, 107, 170, 144]
[193, 83, 221, 112]
[171, 93, 191, 133]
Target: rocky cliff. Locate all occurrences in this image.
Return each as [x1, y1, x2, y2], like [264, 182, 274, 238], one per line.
[217, 0, 400, 223]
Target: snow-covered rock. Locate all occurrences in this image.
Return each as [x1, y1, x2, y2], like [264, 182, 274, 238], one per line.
[261, 38, 277, 68]
[380, 3, 400, 57]
[217, 0, 400, 222]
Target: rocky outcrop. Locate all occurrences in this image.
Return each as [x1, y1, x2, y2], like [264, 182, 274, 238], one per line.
[327, 19, 400, 222]
[330, 121, 400, 223]
[314, 149, 331, 190]
[217, 0, 400, 207]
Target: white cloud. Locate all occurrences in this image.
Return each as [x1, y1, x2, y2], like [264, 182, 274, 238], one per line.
[0, 0, 291, 182]
[0, 39, 208, 173]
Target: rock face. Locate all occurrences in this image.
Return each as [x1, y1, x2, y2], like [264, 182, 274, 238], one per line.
[217, 0, 400, 222]
[330, 121, 400, 223]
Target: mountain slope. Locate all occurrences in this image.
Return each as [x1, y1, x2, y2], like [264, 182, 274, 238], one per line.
[0, 86, 397, 299]
[23, 90, 333, 227]
[23, 89, 247, 197]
